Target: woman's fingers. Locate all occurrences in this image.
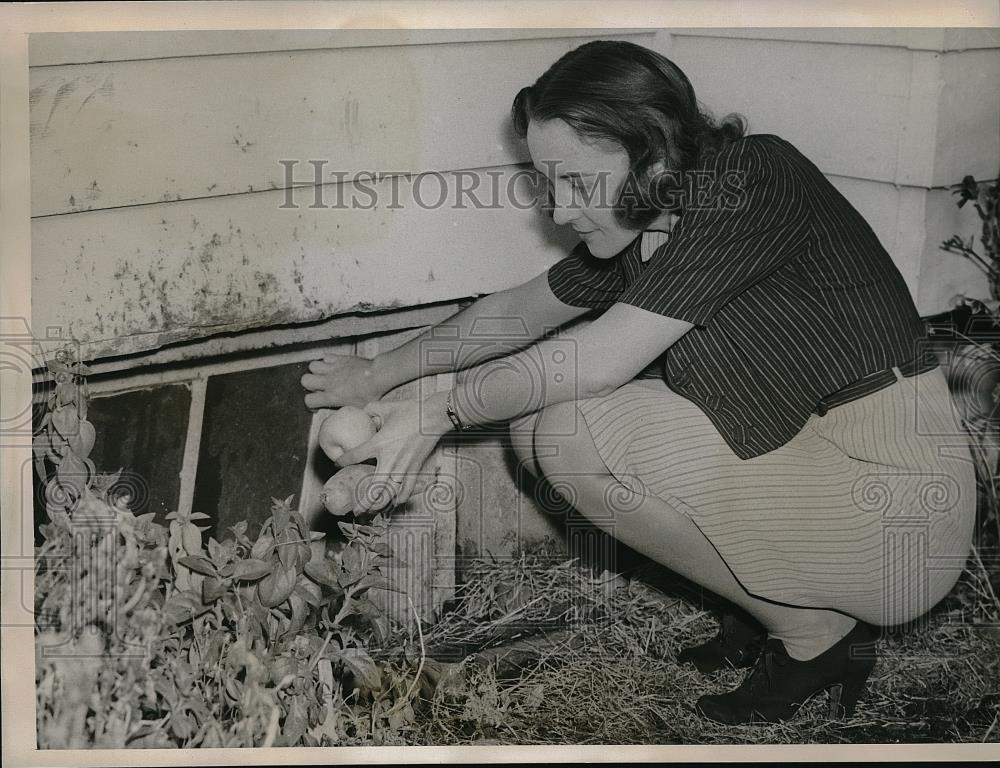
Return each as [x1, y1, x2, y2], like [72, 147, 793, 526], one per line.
[336, 438, 378, 467]
[300, 372, 326, 391]
[356, 471, 398, 515]
[301, 372, 369, 409]
[333, 397, 438, 510]
[392, 474, 415, 508]
[350, 465, 428, 513]
[307, 360, 336, 374]
[301, 355, 383, 411]
[304, 390, 336, 410]
[321, 352, 353, 364]
[362, 401, 388, 430]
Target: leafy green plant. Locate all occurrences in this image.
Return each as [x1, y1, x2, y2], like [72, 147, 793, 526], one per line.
[33, 349, 424, 748]
[940, 171, 1000, 303]
[938, 172, 1000, 622]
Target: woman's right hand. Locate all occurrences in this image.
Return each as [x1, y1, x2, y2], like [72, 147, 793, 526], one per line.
[301, 353, 388, 410]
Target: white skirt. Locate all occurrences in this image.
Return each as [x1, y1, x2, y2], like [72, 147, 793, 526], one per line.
[574, 368, 977, 625]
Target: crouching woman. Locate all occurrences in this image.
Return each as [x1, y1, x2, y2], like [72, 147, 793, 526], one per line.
[302, 40, 976, 724]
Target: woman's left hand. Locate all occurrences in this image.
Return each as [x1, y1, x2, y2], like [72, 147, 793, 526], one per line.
[335, 395, 449, 514]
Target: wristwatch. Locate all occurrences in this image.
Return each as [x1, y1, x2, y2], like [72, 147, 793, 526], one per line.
[445, 390, 476, 432]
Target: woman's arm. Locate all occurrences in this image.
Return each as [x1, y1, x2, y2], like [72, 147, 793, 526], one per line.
[302, 271, 594, 409]
[334, 300, 693, 510]
[445, 302, 693, 427]
[373, 271, 592, 389]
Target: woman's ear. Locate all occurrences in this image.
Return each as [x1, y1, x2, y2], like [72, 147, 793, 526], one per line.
[641, 157, 684, 215]
[636, 157, 674, 192]
[647, 158, 668, 177]
[645, 157, 681, 186]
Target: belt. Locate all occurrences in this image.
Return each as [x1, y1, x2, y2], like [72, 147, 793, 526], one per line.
[815, 353, 939, 416]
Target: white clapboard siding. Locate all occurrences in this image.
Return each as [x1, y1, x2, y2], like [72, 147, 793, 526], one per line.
[827, 174, 993, 315]
[668, 35, 914, 185]
[941, 28, 1000, 51]
[29, 32, 653, 217]
[669, 28, 1000, 51]
[31, 167, 578, 360]
[935, 47, 1000, 186]
[667, 34, 1000, 189]
[28, 28, 649, 67]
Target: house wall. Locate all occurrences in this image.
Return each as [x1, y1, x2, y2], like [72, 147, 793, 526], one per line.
[28, 29, 652, 360]
[657, 27, 999, 313]
[30, 29, 999, 361]
[29, 28, 1000, 618]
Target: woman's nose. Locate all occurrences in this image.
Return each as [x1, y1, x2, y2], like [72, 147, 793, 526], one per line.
[551, 189, 581, 226]
[552, 205, 579, 227]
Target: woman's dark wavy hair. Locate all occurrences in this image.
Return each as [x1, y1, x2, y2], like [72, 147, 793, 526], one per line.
[512, 40, 746, 228]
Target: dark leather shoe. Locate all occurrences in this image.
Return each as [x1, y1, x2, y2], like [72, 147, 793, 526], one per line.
[696, 621, 878, 725]
[678, 611, 766, 675]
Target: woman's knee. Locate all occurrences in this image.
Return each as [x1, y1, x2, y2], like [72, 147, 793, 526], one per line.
[508, 411, 541, 476]
[534, 400, 579, 434]
[508, 402, 584, 478]
[534, 401, 602, 475]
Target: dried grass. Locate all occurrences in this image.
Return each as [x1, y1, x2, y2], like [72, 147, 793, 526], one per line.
[399, 545, 1000, 746]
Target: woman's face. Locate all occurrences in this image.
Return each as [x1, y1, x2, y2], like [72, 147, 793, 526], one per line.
[526, 118, 639, 259]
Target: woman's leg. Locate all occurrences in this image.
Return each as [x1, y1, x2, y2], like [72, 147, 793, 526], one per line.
[508, 411, 543, 478]
[523, 401, 857, 661]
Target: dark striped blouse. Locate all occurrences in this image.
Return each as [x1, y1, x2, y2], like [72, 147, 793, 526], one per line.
[547, 134, 929, 460]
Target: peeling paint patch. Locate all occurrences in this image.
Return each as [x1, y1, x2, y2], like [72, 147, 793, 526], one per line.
[350, 299, 405, 313]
